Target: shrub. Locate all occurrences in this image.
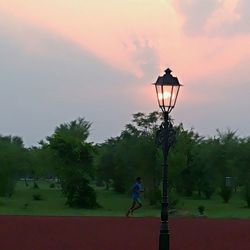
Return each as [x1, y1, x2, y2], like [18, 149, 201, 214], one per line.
[169, 190, 179, 209]
[24, 180, 29, 187]
[148, 188, 161, 206]
[33, 182, 39, 189]
[201, 185, 215, 199]
[113, 179, 127, 193]
[0, 176, 15, 197]
[63, 177, 100, 208]
[23, 203, 29, 209]
[198, 205, 205, 215]
[243, 183, 250, 208]
[219, 186, 232, 203]
[49, 183, 55, 188]
[147, 188, 179, 209]
[33, 193, 42, 201]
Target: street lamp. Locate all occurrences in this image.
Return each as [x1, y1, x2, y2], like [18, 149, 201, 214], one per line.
[153, 68, 182, 250]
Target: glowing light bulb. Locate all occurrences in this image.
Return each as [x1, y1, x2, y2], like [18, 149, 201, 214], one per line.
[158, 91, 175, 100]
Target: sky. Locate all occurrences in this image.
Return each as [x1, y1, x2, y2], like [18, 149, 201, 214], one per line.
[0, 0, 250, 146]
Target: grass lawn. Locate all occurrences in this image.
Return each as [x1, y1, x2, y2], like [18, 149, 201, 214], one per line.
[179, 193, 250, 219]
[0, 181, 160, 217]
[0, 181, 249, 218]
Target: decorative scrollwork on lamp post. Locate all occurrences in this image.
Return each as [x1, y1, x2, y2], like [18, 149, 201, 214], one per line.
[153, 68, 182, 250]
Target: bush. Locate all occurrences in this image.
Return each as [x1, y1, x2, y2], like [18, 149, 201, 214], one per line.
[0, 176, 15, 197]
[33, 193, 42, 201]
[113, 179, 127, 193]
[112, 171, 130, 194]
[24, 179, 29, 187]
[243, 183, 250, 208]
[198, 205, 205, 215]
[63, 177, 100, 209]
[219, 186, 233, 203]
[169, 190, 179, 209]
[49, 183, 55, 188]
[201, 185, 215, 199]
[147, 188, 179, 209]
[22, 203, 29, 209]
[148, 188, 161, 206]
[33, 182, 39, 189]
[66, 184, 99, 208]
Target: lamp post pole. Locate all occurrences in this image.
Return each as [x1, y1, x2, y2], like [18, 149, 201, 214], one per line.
[153, 68, 182, 250]
[157, 111, 175, 250]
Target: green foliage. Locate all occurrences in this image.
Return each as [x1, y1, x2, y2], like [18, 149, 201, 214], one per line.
[219, 186, 233, 203]
[33, 182, 39, 189]
[145, 188, 179, 209]
[191, 140, 218, 199]
[1, 111, 250, 212]
[49, 183, 55, 188]
[111, 136, 136, 193]
[26, 145, 58, 181]
[119, 112, 161, 193]
[148, 188, 161, 206]
[94, 139, 118, 190]
[169, 124, 200, 195]
[0, 176, 15, 197]
[198, 205, 205, 215]
[96, 112, 162, 196]
[243, 182, 250, 208]
[1, 180, 250, 218]
[201, 184, 215, 199]
[65, 178, 99, 208]
[47, 118, 92, 165]
[33, 193, 42, 201]
[47, 118, 99, 208]
[169, 189, 179, 209]
[0, 135, 25, 197]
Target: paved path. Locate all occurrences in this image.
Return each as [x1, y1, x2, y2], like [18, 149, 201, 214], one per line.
[0, 216, 249, 250]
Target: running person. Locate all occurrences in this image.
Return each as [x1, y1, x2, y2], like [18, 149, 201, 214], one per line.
[126, 177, 143, 217]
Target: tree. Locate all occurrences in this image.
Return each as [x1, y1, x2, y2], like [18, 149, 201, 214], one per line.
[104, 112, 162, 205]
[235, 137, 250, 207]
[26, 144, 59, 184]
[215, 129, 240, 185]
[47, 118, 98, 208]
[94, 138, 117, 189]
[0, 135, 25, 196]
[168, 124, 200, 196]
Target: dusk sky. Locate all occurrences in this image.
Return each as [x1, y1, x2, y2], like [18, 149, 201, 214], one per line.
[1, 0, 250, 146]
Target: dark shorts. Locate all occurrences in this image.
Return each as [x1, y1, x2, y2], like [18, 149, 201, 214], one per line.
[133, 197, 142, 205]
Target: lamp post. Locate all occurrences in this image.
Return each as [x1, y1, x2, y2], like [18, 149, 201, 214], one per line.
[153, 68, 182, 250]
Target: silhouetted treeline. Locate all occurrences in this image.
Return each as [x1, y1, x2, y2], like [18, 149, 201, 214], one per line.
[1, 112, 250, 207]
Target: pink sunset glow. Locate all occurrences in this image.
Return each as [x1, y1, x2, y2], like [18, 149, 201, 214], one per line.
[0, 0, 250, 145]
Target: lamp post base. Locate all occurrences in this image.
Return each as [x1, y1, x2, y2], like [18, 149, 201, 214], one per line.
[159, 230, 169, 250]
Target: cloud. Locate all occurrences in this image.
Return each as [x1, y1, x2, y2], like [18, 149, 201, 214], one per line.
[176, 55, 250, 137]
[0, 0, 173, 78]
[1, 0, 250, 146]
[172, 0, 250, 37]
[222, 0, 250, 35]
[172, 0, 219, 36]
[0, 14, 142, 146]
[130, 38, 160, 80]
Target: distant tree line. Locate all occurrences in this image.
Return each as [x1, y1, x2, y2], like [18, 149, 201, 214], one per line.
[0, 112, 250, 208]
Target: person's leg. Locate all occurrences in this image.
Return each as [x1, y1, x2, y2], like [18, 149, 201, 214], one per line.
[130, 199, 142, 213]
[126, 200, 136, 217]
